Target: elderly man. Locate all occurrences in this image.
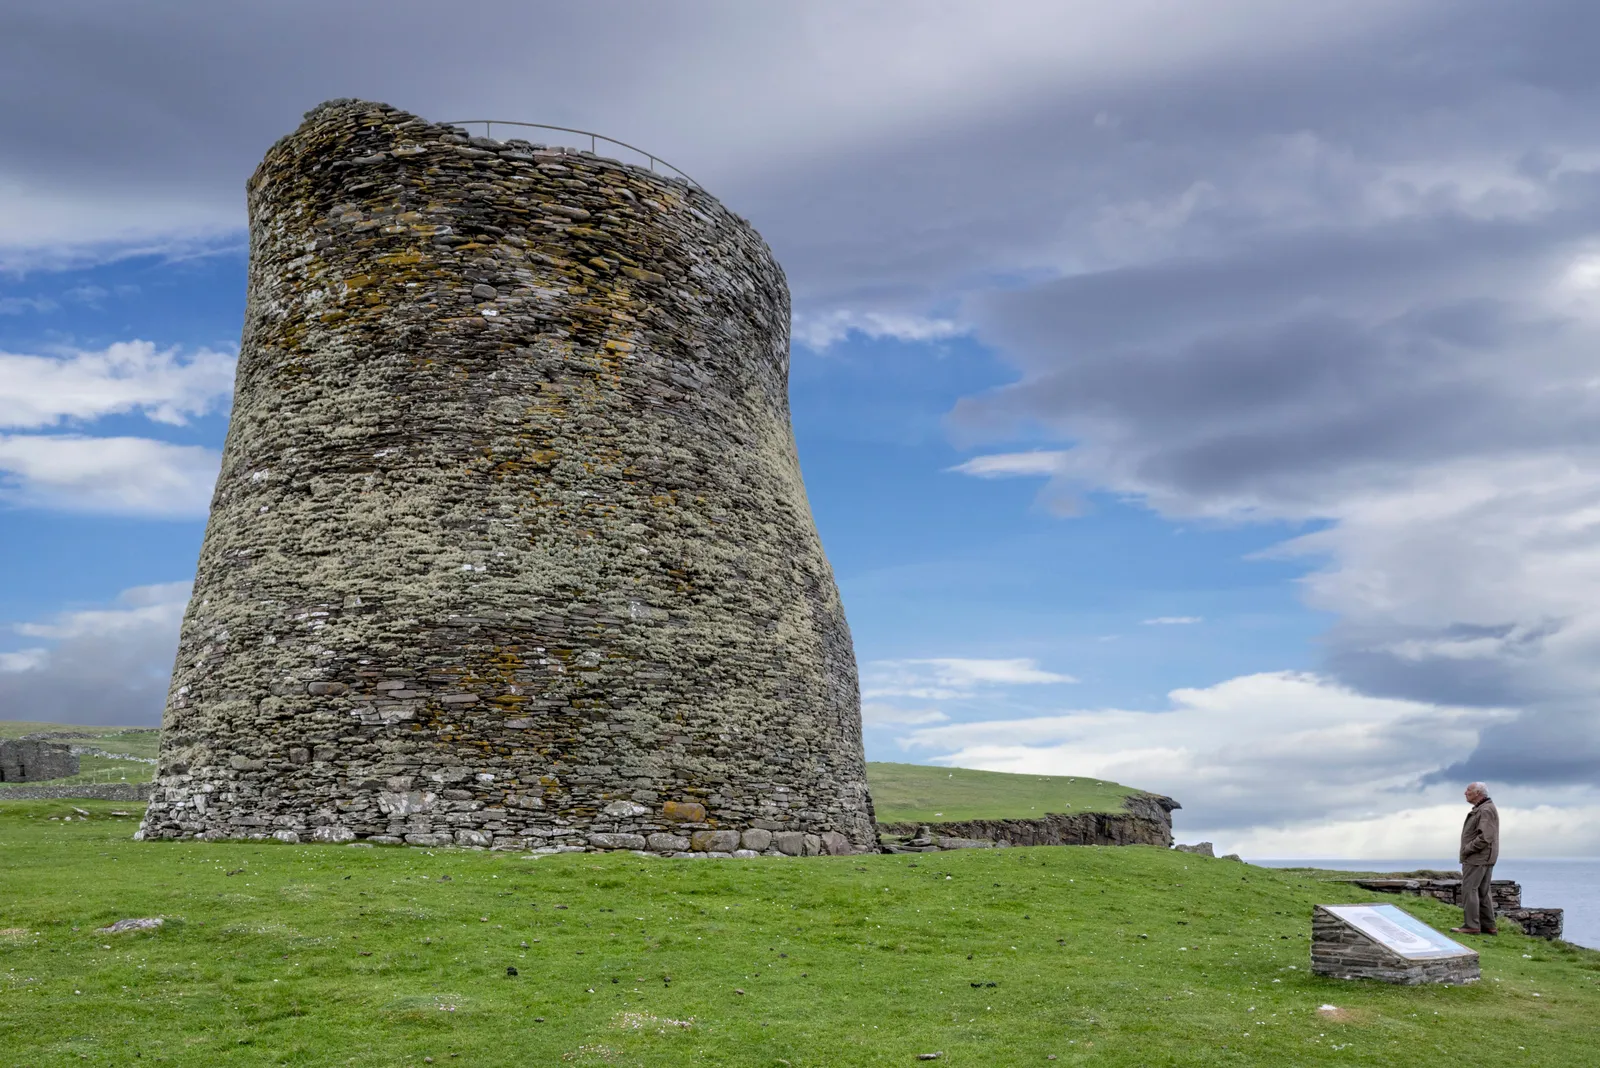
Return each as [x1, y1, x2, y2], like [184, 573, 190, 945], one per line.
[1451, 782, 1500, 935]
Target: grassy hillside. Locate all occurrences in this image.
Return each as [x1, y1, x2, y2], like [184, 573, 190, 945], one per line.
[0, 720, 159, 757]
[867, 762, 1144, 823]
[0, 721, 157, 789]
[2, 800, 1595, 1066]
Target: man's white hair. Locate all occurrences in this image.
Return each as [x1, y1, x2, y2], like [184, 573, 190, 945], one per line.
[1467, 781, 1489, 797]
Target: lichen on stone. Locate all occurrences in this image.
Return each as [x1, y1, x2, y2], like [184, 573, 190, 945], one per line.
[140, 100, 876, 856]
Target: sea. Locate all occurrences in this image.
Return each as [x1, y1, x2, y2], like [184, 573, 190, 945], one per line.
[1253, 858, 1600, 950]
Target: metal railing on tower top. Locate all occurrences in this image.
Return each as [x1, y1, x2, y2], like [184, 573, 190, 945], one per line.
[445, 121, 702, 190]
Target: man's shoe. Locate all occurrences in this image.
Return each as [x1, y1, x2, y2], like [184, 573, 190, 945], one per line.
[1482, 928, 1498, 935]
[1449, 926, 1482, 934]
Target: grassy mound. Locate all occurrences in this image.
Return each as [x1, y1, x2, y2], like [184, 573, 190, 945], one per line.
[1, 800, 1595, 1066]
[866, 762, 1144, 823]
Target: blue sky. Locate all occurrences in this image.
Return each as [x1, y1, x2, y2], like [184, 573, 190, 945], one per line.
[0, 263, 1323, 717]
[5, 0, 1600, 857]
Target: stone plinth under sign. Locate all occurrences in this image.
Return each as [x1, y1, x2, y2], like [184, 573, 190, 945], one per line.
[1311, 904, 1479, 985]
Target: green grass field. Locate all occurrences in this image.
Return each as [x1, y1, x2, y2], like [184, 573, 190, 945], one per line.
[0, 721, 156, 750]
[2, 800, 1596, 1066]
[866, 763, 1143, 823]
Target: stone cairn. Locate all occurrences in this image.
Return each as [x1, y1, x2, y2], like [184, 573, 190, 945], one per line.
[139, 100, 877, 856]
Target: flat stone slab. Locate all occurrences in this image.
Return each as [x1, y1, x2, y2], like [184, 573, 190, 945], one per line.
[1312, 904, 1479, 985]
[97, 918, 164, 934]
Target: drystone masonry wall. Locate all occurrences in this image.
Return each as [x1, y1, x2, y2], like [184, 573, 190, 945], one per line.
[0, 740, 78, 783]
[1349, 877, 1564, 939]
[1504, 908, 1565, 939]
[1348, 876, 1521, 913]
[139, 99, 876, 855]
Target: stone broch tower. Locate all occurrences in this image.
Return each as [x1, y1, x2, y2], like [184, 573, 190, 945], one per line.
[140, 100, 877, 856]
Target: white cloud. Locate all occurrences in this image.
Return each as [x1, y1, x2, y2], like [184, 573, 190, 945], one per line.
[861, 703, 949, 727]
[0, 648, 48, 672]
[1230, 801, 1600, 860]
[15, 580, 192, 641]
[1143, 616, 1203, 625]
[863, 657, 1077, 701]
[792, 309, 965, 350]
[897, 671, 1521, 841]
[0, 174, 243, 273]
[0, 339, 235, 429]
[1254, 454, 1600, 715]
[1, 582, 191, 726]
[0, 434, 220, 517]
[948, 451, 1070, 479]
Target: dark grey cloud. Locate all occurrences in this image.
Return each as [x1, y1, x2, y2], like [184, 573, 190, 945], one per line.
[1434, 709, 1600, 786]
[0, 0, 1443, 276]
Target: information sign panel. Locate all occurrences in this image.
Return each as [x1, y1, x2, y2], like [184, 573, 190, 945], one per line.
[1321, 904, 1472, 960]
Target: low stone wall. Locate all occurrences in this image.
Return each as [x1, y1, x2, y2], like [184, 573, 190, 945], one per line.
[0, 783, 154, 801]
[879, 792, 1177, 851]
[1504, 908, 1564, 940]
[1347, 876, 1564, 939]
[1349, 877, 1521, 912]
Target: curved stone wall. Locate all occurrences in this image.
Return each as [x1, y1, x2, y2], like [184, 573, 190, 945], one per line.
[140, 100, 875, 854]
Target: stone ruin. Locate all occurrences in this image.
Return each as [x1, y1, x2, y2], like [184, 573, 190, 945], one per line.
[1348, 875, 1564, 940]
[139, 100, 877, 855]
[0, 738, 79, 782]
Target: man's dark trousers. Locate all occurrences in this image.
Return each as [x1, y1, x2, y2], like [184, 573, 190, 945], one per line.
[1462, 863, 1496, 931]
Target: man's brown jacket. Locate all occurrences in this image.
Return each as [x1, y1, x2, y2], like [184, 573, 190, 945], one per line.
[1460, 797, 1500, 866]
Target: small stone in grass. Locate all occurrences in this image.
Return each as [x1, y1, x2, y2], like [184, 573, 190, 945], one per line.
[507, 966, 518, 976]
[534, 1017, 545, 1023]
[917, 1054, 943, 1061]
[735, 988, 746, 995]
